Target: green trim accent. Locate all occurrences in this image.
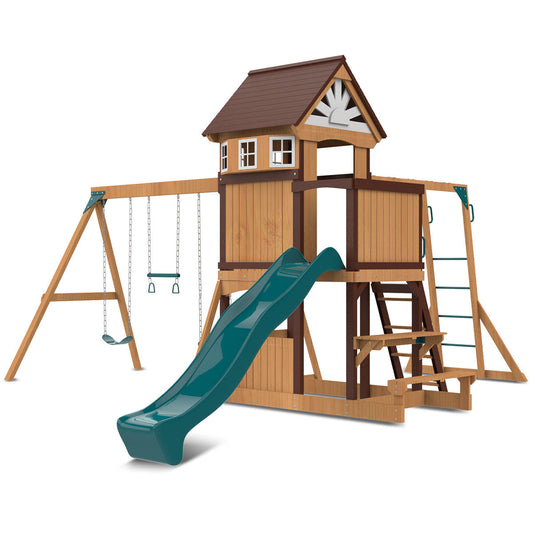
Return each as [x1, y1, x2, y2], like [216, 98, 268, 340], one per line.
[415, 336, 426, 344]
[427, 205, 434, 224]
[433, 257, 467, 261]
[147, 273, 181, 278]
[84, 190, 105, 213]
[453, 186, 469, 210]
[436, 286, 470, 290]
[439, 314, 473, 319]
[442, 343, 476, 348]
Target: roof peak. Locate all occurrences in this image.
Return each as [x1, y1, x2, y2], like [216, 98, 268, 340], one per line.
[248, 55, 345, 75]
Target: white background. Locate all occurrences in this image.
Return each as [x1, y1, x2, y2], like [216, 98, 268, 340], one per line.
[1, 1, 531, 531]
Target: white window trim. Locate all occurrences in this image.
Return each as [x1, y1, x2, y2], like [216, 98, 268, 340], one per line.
[220, 142, 228, 173]
[269, 136, 296, 168]
[238, 138, 257, 170]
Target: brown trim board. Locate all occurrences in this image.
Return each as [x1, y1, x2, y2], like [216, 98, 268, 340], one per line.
[219, 169, 300, 185]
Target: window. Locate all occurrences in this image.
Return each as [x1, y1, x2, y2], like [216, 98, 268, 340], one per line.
[220, 142, 228, 172]
[270, 136, 295, 167]
[238, 138, 257, 169]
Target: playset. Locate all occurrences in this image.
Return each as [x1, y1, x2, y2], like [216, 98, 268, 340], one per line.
[6, 56, 526, 465]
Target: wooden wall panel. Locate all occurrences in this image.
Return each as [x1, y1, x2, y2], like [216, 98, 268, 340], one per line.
[237, 336, 294, 393]
[356, 190, 420, 264]
[225, 180, 293, 262]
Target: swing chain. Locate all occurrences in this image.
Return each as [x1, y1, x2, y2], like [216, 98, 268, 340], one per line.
[102, 204, 108, 335]
[128, 197, 133, 332]
[147, 196, 154, 293]
[173, 194, 180, 294]
[197, 193, 203, 341]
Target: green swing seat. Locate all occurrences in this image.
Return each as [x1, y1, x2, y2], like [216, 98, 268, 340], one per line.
[102, 334, 133, 346]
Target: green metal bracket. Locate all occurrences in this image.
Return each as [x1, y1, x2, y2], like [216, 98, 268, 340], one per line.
[84, 190, 106, 213]
[415, 336, 426, 344]
[453, 186, 469, 210]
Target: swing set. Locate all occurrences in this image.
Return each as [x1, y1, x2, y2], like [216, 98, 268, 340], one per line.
[5, 179, 215, 379]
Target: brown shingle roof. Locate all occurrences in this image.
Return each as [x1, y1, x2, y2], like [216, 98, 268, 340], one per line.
[203, 55, 386, 138]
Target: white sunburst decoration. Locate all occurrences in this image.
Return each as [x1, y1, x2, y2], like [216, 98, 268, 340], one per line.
[305, 78, 371, 134]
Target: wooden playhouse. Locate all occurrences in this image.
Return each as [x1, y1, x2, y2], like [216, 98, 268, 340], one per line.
[6, 55, 526, 425]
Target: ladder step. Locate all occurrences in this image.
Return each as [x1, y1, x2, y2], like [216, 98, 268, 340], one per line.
[442, 343, 476, 348]
[377, 297, 412, 302]
[422, 381, 441, 387]
[433, 257, 467, 261]
[392, 352, 433, 358]
[439, 314, 473, 319]
[436, 286, 470, 290]
[384, 325, 412, 330]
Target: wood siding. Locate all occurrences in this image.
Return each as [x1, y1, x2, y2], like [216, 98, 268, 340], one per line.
[225, 180, 293, 262]
[238, 336, 294, 393]
[357, 190, 420, 263]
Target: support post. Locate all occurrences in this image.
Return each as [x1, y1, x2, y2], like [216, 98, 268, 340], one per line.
[95, 202, 141, 370]
[359, 284, 371, 398]
[5, 205, 96, 380]
[461, 192, 485, 378]
[411, 284, 423, 391]
[288, 304, 304, 394]
[346, 283, 358, 400]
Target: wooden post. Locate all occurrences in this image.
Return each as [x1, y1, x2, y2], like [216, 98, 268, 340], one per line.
[461, 193, 485, 378]
[346, 283, 358, 400]
[288, 304, 304, 394]
[359, 284, 371, 398]
[95, 202, 141, 370]
[301, 140, 317, 261]
[411, 284, 423, 391]
[5, 205, 96, 381]
[421, 192, 444, 365]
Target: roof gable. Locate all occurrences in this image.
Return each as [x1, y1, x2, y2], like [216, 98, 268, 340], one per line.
[202, 55, 386, 140]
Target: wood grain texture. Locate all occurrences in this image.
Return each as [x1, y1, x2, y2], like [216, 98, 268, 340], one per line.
[5, 206, 96, 381]
[91, 178, 218, 199]
[357, 190, 420, 264]
[237, 336, 294, 393]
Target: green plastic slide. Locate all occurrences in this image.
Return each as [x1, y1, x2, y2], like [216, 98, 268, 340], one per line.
[117, 247, 344, 465]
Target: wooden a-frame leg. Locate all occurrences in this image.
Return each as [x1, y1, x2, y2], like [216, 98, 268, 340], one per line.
[197, 281, 222, 354]
[5, 205, 96, 381]
[462, 199, 485, 378]
[95, 202, 141, 370]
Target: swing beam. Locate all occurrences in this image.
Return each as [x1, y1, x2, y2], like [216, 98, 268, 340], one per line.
[5, 177, 218, 381]
[91, 178, 218, 200]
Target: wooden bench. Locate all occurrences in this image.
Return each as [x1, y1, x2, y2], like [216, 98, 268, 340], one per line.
[353, 331, 445, 367]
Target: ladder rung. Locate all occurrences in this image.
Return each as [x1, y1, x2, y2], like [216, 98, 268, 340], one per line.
[442, 343, 476, 348]
[377, 297, 412, 302]
[391, 352, 433, 358]
[439, 314, 473, 319]
[384, 325, 412, 330]
[436, 286, 470, 290]
[433, 257, 467, 261]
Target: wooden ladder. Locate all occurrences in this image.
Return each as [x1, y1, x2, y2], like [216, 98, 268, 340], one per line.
[372, 281, 448, 392]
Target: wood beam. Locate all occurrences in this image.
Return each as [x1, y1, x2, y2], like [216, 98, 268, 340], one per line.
[91, 178, 218, 200]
